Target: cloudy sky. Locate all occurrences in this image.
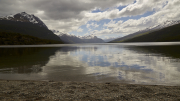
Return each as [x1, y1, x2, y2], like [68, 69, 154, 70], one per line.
[0, 0, 180, 39]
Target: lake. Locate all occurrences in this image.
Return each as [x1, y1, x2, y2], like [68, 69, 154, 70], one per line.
[0, 42, 180, 86]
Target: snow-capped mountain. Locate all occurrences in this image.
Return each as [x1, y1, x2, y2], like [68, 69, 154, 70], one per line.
[80, 35, 97, 39]
[103, 37, 117, 42]
[0, 12, 62, 41]
[0, 12, 47, 28]
[51, 30, 60, 33]
[152, 20, 180, 29]
[140, 20, 180, 33]
[110, 19, 180, 42]
[52, 30, 98, 39]
[52, 30, 104, 43]
[53, 31, 80, 38]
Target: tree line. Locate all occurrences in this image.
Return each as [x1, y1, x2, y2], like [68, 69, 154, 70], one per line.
[0, 31, 63, 45]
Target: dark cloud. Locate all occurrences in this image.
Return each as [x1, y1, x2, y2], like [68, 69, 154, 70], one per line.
[0, 0, 136, 32]
[2, 0, 178, 38]
[0, 0, 134, 20]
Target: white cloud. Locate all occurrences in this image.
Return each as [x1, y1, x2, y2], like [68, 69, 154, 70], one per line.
[77, 28, 83, 32]
[104, 20, 123, 28]
[86, 22, 99, 31]
[0, 0, 180, 38]
[90, 0, 180, 38]
[43, 45, 180, 85]
[86, 22, 99, 28]
[0, 0, 134, 33]
[85, 0, 168, 22]
[90, 28, 112, 36]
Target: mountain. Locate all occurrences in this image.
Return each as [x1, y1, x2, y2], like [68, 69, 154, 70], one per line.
[80, 35, 105, 43]
[110, 20, 180, 43]
[103, 37, 117, 42]
[148, 20, 180, 31]
[0, 31, 63, 45]
[58, 33, 83, 43]
[0, 12, 48, 28]
[109, 30, 151, 43]
[0, 12, 63, 42]
[53, 31, 104, 43]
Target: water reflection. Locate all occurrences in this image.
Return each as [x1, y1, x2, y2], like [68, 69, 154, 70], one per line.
[41, 45, 180, 85]
[0, 47, 60, 73]
[0, 43, 180, 85]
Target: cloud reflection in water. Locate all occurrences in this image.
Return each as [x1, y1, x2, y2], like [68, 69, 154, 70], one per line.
[42, 45, 180, 85]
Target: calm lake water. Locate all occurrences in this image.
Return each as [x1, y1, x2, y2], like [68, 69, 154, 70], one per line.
[0, 42, 180, 86]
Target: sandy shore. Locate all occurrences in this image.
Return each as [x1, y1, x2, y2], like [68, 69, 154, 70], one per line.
[0, 80, 180, 101]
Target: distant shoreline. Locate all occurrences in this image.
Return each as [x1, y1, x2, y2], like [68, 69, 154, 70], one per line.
[0, 80, 180, 100]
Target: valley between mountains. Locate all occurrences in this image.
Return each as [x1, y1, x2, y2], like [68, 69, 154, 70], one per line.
[0, 12, 180, 45]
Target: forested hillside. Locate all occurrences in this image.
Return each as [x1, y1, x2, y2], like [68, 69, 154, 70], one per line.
[0, 31, 63, 45]
[113, 23, 180, 42]
[0, 20, 62, 41]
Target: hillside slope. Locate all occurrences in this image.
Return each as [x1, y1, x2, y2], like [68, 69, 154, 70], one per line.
[0, 12, 62, 42]
[110, 20, 180, 43]
[122, 23, 180, 42]
[111, 23, 180, 43]
[57, 33, 104, 43]
[0, 31, 63, 45]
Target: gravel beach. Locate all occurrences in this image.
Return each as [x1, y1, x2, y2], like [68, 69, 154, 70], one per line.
[0, 80, 180, 101]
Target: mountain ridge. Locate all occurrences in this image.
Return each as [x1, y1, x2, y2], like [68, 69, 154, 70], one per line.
[0, 12, 63, 42]
[52, 31, 104, 43]
[0, 12, 48, 28]
[110, 20, 180, 43]
[110, 20, 180, 42]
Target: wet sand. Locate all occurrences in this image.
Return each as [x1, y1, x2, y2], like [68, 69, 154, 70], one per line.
[0, 80, 180, 101]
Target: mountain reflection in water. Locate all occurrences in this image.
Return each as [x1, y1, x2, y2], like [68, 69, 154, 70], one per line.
[0, 47, 60, 73]
[0, 43, 180, 86]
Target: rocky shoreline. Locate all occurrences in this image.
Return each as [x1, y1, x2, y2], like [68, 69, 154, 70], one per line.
[0, 80, 180, 101]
